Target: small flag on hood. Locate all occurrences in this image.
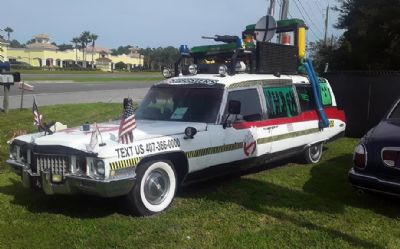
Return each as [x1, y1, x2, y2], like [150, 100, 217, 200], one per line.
[32, 97, 43, 127]
[86, 123, 101, 151]
[118, 98, 136, 144]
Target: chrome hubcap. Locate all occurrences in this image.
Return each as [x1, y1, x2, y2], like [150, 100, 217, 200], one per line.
[310, 145, 321, 160]
[144, 169, 170, 205]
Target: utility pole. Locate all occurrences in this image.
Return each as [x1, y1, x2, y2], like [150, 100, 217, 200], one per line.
[268, 0, 276, 16]
[324, 5, 329, 46]
[279, 0, 289, 20]
[278, 0, 290, 43]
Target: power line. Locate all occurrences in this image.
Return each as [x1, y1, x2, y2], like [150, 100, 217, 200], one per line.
[303, 0, 325, 29]
[292, 0, 323, 39]
[314, 0, 323, 11]
[296, 0, 325, 36]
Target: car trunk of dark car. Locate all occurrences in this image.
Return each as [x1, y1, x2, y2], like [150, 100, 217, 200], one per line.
[364, 119, 400, 180]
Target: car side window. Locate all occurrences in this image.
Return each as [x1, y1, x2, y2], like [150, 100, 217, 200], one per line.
[296, 85, 315, 112]
[226, 88, 262, 121]
[263, 86, 299, 118]
[390, 101, 400, 119]
[296, 84, 332, 112]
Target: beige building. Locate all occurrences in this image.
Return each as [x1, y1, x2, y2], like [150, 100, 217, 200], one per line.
[0, 38, 9, 62]
[6, 34, 144, 71]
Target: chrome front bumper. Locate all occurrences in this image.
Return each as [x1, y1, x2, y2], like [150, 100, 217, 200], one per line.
[7, 159, 135, 198]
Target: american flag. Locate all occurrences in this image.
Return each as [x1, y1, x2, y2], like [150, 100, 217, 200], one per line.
[32, 97, 43, 127]
[118, 98, 136, 144]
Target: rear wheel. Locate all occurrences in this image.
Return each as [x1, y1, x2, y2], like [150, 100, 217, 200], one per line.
[127, 160, 177, 216]
[304, 143, 323, 164]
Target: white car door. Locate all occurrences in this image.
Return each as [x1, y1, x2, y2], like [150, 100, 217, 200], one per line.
[207, 87, 265, 166]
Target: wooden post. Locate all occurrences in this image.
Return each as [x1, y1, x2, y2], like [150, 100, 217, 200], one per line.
[3, 85, 10, 113]
[20, 82, 25, 111]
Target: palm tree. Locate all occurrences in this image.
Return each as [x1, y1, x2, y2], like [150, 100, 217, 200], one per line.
[79, 31, 92, 68]
[71, 37, 81, 64]
[89, 33, 98, 68]
[4, 27, 13, 41]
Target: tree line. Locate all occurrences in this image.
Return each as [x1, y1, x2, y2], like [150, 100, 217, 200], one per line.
[310, 0, 400, 72]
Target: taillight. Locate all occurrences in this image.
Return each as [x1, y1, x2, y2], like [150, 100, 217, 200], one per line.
[353, 144, 367, 169]
[382, 149, 400, 167]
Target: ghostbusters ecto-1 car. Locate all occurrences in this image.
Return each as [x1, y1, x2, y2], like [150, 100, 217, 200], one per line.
[7, 16, 345, 215]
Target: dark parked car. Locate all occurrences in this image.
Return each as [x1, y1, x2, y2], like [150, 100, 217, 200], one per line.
[349, 97, 400, 196]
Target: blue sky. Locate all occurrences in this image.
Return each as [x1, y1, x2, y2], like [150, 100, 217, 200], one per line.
[1, 0, 342, 49]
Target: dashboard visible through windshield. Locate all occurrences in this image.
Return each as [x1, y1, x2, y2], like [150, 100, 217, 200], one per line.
[135, 85, 224, 123]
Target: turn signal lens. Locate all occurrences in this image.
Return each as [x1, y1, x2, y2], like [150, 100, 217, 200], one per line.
[382, 149, 399, 167]
[353, 144, 366, 169]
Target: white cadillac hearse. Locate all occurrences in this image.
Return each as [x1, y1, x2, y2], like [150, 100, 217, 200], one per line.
[7, 17, 345, 216]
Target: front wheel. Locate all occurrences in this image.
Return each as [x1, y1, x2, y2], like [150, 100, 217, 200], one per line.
[304, 143, 323, 164]
[127, 160, 177, 216]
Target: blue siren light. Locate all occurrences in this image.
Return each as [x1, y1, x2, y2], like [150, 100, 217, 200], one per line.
[179, 45, 190, 55]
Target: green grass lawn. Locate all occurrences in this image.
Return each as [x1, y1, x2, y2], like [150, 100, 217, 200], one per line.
[1, 105, 400, 248]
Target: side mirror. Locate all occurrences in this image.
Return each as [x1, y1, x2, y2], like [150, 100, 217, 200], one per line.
[223, 100, 241, 129]
[228, 100, 241, 115]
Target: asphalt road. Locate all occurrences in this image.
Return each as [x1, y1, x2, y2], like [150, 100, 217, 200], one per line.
[22, 73, 161, 79]
[0, 81, 154, 109]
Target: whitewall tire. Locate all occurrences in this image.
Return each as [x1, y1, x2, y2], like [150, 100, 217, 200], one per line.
[305, 143, 323, 164]
[127, 160, 177, 216]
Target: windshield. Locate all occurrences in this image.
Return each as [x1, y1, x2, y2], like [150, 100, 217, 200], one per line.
[135, 86, 224, 123]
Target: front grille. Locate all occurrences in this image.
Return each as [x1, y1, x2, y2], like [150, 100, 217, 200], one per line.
[35, 154, 70, 176]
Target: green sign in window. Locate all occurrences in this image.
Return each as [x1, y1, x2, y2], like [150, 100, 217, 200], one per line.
[320, 83, 332, 106]
[263, 86, 299, 118]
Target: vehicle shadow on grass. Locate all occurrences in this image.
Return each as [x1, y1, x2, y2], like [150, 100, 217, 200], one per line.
[179, 154, 397, 249]
[303, 153, 400, 218]
[0, 177, 131, 218]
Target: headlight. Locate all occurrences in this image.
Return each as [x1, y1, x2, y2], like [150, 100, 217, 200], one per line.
[94, 160, 105, 176]
[219, 64, 228, 77]
[188, 64, 198, 75]
[9, 144, 18, 160]
[162, 68, 173, 78]
[235, 61, 246, 72]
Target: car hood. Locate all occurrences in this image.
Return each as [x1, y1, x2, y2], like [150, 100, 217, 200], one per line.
[13, 120, 207, 152]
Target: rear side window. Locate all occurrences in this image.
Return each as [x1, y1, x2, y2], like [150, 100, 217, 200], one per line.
[263, 86, 298, 118]
[226, 88, 262, 121]
[296, 86, 315, 111]
[296, 84, 332, 112]
[389, 101, 400, 119]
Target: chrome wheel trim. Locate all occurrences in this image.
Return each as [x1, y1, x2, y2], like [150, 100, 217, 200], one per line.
[139, 161, 176, 213]
[309, 144, 322, 163]
[143, 169, 170, 205]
